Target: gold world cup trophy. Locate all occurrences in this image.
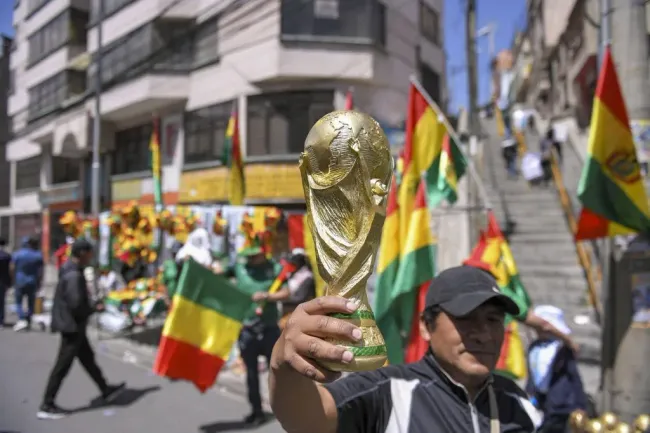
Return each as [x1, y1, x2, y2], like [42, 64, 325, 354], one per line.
[299, 110, 392, 372]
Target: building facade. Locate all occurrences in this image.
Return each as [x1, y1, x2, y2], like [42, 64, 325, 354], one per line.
[7, 0, 447, 260]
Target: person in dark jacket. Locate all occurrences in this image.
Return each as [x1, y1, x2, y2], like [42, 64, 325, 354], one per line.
[526, 305, 587, 432]
[38, 238, 125, 420]
[11, 235, 43, 331]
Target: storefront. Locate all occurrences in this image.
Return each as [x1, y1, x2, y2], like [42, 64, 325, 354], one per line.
[40, 183, 83, 261]
[111, 176, 178, 210]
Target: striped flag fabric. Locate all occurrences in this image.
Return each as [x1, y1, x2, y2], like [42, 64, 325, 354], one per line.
[224, 105, 245, 205]
[149, 117, 162, 206]
[344, 87, 354, 110]
[287, 214, 325, 298]
[374, 176, 403, 364]
[377, 179, 437, 364]
[153, 258, 252, 392]
[399, 82, 467, 245]
[575, 47, 650, 240]
[463, 211, 531, 379]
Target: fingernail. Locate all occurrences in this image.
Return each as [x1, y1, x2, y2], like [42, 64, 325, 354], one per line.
[346, 301, 358, 311]
[342, 351, 354, 363]
[352, 328, 362, 340]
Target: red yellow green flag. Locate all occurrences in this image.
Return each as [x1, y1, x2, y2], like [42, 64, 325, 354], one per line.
[153, 258, 252, 392]
[575, 47, 650, 240]
[380, 178, 437, 364]
[399, 83, 466, 244]
[224, 107, 245, 205]
[374, 176, 403, 364]
[463, 211, 531, 379]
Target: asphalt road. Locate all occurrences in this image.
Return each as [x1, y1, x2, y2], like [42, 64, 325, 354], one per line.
[0, 328, 285, 433]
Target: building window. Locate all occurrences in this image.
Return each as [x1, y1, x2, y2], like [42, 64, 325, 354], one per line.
[13, 213, 41, 251]
[420, 63, 441, 105]
[26, 0, 52, 16]
[420, 2, 440, 46]
[247, 91, 333, 157]
[51, 156, 80, 185]
[94, 20, 194, 89]
[27, 71, 87, 122]
[15, 157, 41, 191]
[193, 18, 219, 69]
[112, 123, 152, 175]
[8, 70, 14, 96]
[184, 101, 232, 165]
[90, 0, 136, 23]
[0, 159, 9, 207]
[281, 0, 386, 46]
[28, 9, 89, 67]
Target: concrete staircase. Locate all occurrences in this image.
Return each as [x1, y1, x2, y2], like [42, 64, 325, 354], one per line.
[480, 120, 602, 396]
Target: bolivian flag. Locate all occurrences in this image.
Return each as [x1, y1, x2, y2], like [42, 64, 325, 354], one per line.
[224, 106, 245, 205]
[575, 47, 650, 240]
[463, 211, 530, 379]
[399, 83, 466, 244]
[374, 176, 403, 364]
[380, 179, 437, 364]
[286, 213, 325, 298]
[149, 117, 162, 206]
[153, 258, 251, 392]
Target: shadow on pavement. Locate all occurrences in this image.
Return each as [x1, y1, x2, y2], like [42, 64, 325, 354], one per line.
[198, 413, 275, 432]
[69, 385, 161, 414]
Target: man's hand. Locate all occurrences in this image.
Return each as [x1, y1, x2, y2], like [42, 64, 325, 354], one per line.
[271, 296, 362, 383]
[252, 292, 268, 302]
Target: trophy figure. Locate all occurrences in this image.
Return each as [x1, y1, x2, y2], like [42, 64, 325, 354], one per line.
[299, 110, 392, 372]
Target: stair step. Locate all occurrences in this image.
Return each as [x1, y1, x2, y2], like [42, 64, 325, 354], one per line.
[508, 231, 576, 244]
[518, 263, 584, 279]
[521, 275, 589, 293]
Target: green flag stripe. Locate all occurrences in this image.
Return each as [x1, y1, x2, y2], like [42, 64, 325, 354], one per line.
[175, 258, 252, 322]
[578, 157, 650, 232]
[393, 245, 437, 294]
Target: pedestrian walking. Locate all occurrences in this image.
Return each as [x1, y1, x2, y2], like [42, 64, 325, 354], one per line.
[38, 238, 125, 420]
[526, 306, 588, 432]
[12, 235, 44, 332]
[0, 237, 11, 328]
[540, 128, 555, 187]
[270, 266, 540, 433]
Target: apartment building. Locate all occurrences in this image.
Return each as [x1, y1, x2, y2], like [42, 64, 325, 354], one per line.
[511, 0, 600, 127]
[7, 0, 447, 260]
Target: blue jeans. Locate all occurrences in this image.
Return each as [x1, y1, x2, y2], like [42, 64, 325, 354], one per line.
[0, 283, 6, 325]
[15, 284, 37, 323]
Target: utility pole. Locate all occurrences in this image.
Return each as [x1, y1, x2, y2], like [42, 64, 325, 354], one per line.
[606, 0, 650, 421]
[465, 0, 479, 135]
[91, 0, 104, 218]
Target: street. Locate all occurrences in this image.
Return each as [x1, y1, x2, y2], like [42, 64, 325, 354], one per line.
[0, 328, 285, 433]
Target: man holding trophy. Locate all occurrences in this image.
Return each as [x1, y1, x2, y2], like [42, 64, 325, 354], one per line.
[269, 111, 538, 433]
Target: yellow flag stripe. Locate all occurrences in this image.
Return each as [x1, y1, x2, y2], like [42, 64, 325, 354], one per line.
[377, 212, 400, 274]
[402, 207, 435, 256]
[163, 296, 242, 359]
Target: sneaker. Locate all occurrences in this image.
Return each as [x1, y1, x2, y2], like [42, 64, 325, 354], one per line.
[37, 403, 68, 420]
[102, 382, 126, 403]
[13, 320, 30, 332]
[244, 412, 266, 426]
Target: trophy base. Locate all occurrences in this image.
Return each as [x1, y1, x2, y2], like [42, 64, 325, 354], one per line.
[318, 309, 387, 372]
[319, 353, 388, 373]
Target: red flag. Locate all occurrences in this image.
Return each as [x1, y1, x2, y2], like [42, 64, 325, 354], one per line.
[344, 88, 354, 110]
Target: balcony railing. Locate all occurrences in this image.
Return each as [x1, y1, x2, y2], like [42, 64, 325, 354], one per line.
[281, 0, 386, 46]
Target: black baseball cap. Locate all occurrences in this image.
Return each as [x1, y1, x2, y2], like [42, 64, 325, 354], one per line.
[425, 265, 520, 317]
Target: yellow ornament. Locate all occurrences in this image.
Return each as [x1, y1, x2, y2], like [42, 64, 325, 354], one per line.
[613, 422, 631, 433]
[634, 414, 650, 433]
[569, 410, 588, 432]
[586, 419, 605, 433]
[601, 412, 618, 430]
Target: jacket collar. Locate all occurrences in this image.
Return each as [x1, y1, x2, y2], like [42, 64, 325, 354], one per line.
[421, 349, 493, 403]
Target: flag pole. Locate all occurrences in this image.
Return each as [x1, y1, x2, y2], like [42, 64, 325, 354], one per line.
[409, 75, 492, 211]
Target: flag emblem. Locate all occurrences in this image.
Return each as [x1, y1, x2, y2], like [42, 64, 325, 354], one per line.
[606, 151, 641, 183]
